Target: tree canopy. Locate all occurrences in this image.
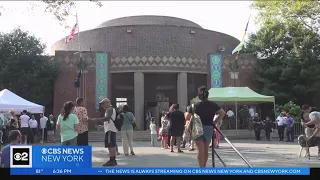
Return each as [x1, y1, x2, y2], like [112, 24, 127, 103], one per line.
[0, 28, 59, 106]
[247, 1, 320, 106]
[0, 1, 102, 28]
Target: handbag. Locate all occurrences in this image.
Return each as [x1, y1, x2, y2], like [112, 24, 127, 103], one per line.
[188, 104, 204, 140]
[190, 114, 204, 140]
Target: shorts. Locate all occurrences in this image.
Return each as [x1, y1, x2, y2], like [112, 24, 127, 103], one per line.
[47, 131, 54, 136]
[20, 127, 29, 136]
[105, 131, 116, 148]
[196, 125, 214, 142]
[162, 136, 168, 139]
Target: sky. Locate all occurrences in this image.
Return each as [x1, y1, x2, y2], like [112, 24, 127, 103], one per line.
[0, 1, 257, 54]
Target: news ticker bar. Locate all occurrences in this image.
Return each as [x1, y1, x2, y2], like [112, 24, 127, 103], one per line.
[10, 168, 310, 175]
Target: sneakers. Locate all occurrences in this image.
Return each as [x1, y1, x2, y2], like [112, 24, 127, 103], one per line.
[102, 160, 117, 167]
[130, 151, 135, 155]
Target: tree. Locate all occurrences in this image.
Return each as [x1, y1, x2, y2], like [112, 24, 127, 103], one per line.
[0, 28, 59, 106]
[0, 1, 102, 28]
[42, 0, 102, 27]
[246, 1, 320, 106]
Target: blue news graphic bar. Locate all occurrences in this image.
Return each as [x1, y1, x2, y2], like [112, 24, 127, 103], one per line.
[10, 168, 310, 175]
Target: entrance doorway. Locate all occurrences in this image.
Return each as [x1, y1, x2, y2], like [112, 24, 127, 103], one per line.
[144, 101, 173, 130]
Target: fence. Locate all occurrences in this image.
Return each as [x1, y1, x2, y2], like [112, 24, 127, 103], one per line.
[272, 122, 304, 137]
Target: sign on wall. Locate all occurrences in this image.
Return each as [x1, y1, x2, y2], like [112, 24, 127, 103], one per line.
[95, 53, 108, 110]
[210, 54, 222, 88]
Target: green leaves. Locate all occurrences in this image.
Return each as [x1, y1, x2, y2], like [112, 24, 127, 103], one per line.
[248, 1, 320, 106]
[41, 0, 103, 28]
[0, 28, 59, 106]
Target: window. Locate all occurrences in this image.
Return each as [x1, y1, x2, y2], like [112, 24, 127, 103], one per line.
[116, 98, 127, 108]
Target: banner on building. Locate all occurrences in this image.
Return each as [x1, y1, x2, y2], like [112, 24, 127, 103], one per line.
[95, 53, 109, 110]
[209, 54, 222, 88]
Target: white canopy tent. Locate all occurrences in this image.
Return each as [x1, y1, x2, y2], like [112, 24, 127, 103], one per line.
[0, 89, 44, 113]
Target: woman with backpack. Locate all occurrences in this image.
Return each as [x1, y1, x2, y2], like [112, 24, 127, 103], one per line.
[193, 86, 225, 167]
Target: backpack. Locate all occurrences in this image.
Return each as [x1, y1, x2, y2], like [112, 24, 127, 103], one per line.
[113, 109, 124, 131]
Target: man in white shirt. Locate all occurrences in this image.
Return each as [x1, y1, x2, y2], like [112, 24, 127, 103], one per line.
[249, 106, 255, 119]
[39, 114, 48, 144]
[276, 112, 287, 141]
[28, 115, 38, 144]
[226, 108, 234, 129]
[19, 110, 30, 144]
[92, 98, 118, 166]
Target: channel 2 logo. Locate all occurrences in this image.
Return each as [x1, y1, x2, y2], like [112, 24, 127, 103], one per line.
[10, 146, 32, 168]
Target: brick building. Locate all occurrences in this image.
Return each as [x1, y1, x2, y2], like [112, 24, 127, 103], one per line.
[51, 15, 256, 130]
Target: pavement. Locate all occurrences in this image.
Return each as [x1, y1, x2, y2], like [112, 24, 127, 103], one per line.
[89, 140, 320, 167]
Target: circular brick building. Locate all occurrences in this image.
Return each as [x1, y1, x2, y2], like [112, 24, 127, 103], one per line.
[52, 15, 256, 130]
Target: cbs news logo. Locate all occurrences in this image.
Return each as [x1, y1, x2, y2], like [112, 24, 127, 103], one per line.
[10, 146, 32, 168]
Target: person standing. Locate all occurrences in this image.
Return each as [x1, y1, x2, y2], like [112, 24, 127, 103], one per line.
[9, 110, 19, 131]
[56, 101, 79, 146]
[74, 98, 89, 146]
[167, 107, 173, 148]
[28, 115, 38, 144]
[263, 116, 272, 141]
[182, 106, 194, 150]
[226, 108, 234, 129]
[160, 112, 169, 149]
[120, 105, 136, 155]
[193, 86, 225, 168]
[302, 111, 320, 159]
[248, 106, 255, 130]
[212, 114, 222, 148]
[46, 115, 56, 143]
[168, 104, 185, 153]
[39, 113, 48, 144]
[92, 98, 118, 166]
[19, 110, 30, 144]
[252, 113, 262, 141]
[276, 112, 286, 141]
[285, 113, 294, 142]
[150, 118, 157, 147]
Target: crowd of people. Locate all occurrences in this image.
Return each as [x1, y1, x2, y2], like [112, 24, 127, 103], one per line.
[0, 110, 56, 145]
[148, 86, 226, 167]
[2, 85, 320, 168]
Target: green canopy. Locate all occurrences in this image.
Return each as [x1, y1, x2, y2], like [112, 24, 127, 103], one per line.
[208, 87, 275, 102]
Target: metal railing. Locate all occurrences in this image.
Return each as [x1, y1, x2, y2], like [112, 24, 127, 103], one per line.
[212, 126, 253, 168]
[272, 122, 304, 137]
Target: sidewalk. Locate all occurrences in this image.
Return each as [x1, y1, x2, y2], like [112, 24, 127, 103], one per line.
[90, 140, 320, 167]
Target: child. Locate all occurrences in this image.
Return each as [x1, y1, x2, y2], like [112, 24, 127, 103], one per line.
[150, 118, 157, 147]
[160, 118, 169, 149]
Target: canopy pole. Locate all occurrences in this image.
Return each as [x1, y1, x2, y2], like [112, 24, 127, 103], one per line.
[273, 102, 276, 121]
[235, 101, 238, 130]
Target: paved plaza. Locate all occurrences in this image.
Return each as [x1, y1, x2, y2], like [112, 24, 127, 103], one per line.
[90, 140, 320, 167]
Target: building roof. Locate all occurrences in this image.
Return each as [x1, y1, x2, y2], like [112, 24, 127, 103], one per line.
[96, 15, 203, 29]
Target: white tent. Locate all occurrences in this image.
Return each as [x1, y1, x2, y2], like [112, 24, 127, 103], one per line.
[0, 89, 44, 113]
